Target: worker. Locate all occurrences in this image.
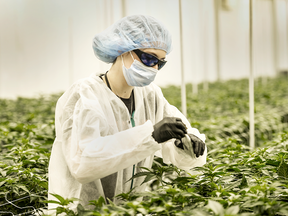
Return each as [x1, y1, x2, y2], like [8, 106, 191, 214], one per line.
[48, 14, 207, 212]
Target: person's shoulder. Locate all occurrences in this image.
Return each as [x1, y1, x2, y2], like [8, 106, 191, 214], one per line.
[68, 73, 103, 92]
[58, 73, 103, 102]
[75, 73, 101, 87]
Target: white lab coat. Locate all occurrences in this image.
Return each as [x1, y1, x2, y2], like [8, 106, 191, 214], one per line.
[48, 72, 207, 212]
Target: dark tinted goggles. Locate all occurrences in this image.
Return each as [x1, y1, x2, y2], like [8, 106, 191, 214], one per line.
[133, 49, 167, 70]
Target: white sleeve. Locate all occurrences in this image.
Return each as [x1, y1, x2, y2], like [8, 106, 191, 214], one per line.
[57, 85, 160, 184]
[154, 92, 207, 171]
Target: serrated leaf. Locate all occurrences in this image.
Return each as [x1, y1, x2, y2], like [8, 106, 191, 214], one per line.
[56, 206, 68, 215]
[17, 185, 30, 194]
[38, 181, 48, 190]
[225, 205, 239, 215]
[266, 159, 280, 166]
[138, 166, 153, 172]
[226, 167, 241, 172]
[262, 169, 270, 176]
[240, 175, 248, 189]
[153, 160, 163, 168]
[212, 171, 226, 176]
[206, 200, 224, 215]
[89, 196, 106, 208]
[141, 174, 156, 185]
[0, 169, 7, 177]
[242, 201, 265, 208]
[126, 171, 152, 183]
[153, 206, 166, 213]
[278, 160, 288, 178]
[278, 208, 288, 215]
[137, 207, 148, 215]
[30, 195, 38, 203]
[43, 200, 61, 204]
[226, 179, 242, 190]
[13, 187, 20, 196]
[214, 164, 227, 171]
[49, 193, 65, 204]
[173, 177, 193, 184]
[0, 180, 6, 187]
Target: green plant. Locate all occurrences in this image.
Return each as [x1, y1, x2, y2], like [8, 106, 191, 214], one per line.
[1, 76, 288, 215]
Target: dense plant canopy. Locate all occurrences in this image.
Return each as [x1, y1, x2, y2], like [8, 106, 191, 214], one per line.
[0, 77, 287, 215]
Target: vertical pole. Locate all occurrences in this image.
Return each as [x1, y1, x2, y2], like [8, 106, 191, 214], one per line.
[249, 0, 255, 149]
[272, 0, 278, 75]
[192, 83, 198, 95]
[106, 0, 114, 26]
[0, 18, 2, 98]
[69, 17, 73, 86]
[104, 0, 108, 26]
[179, 0, 187, 116]
[0, 28, 1, 98]
[214, 0, 221, 81]
[286, 0, 288, 73]
[202, 1, 209, 92]
[260, 0, 267, 85]
[0, 2, 2, 98]
[110, 0, 114, 24]
[122, 0, 126, 17]
[192, 0, 200, 96]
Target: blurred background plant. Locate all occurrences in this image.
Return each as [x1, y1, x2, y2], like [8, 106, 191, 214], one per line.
[0, 76, 287, 215]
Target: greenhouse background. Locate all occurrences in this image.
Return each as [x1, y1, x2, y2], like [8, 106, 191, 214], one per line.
[0, 0, 288, 99]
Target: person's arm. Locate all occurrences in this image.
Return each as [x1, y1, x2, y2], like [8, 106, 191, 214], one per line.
[56, 84, 160, 185]
[153, 85, 207, 170]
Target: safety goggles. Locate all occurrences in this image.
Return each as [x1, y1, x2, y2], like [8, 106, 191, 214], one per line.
[133, 49, 167, 70]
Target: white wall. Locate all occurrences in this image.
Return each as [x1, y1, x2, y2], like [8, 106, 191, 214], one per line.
[0, 0, 287, 98]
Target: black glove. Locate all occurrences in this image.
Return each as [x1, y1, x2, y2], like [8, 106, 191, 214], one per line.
[174, 134, 205, 157]
[152, 117, 187, 143]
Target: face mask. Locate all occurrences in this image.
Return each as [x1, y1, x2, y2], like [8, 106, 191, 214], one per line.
[122, 52, 158, 87]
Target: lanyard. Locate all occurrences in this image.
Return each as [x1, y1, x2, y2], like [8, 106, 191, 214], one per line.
[104, 72, 134, 115]
[130, 111, 136, 190]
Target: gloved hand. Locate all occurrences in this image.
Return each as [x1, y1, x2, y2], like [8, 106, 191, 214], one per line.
[152, 117, 187, 143]
[174, 134, 205, 157]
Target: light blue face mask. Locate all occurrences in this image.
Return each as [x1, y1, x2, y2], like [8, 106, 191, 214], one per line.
[122, 52, 158, 87]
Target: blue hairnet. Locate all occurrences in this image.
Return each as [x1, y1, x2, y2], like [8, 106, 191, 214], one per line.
[92, 15, 172, 63]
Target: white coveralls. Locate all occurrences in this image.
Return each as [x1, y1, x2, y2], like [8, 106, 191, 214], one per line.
[48, 72, 207, 212]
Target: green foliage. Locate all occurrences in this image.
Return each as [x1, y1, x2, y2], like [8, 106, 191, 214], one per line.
[1, 77, 288, 215]
[0, 94, 59, 215]
[162, 77, 288, 147]
[44, 194, 80, 216]
[277, 159, 288, 179]
[43, 130, 288, 216]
